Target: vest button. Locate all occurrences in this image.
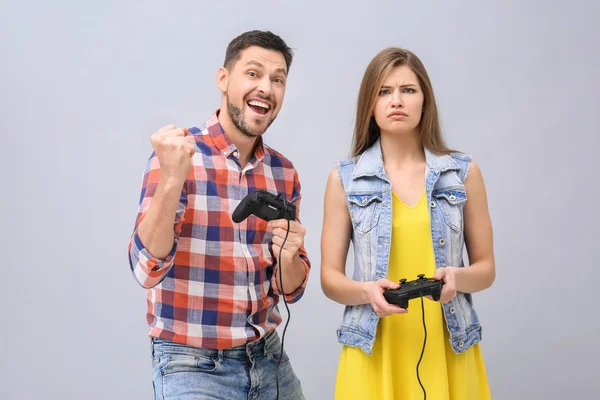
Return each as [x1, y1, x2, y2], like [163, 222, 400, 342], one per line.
[450, 307, 455, 314]
[430, 201, 436, 208]
[439, 239, 445, 245]
[459, 340, 464, 347]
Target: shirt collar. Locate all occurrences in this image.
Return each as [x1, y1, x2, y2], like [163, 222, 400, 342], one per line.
[203, 109, 265, 162]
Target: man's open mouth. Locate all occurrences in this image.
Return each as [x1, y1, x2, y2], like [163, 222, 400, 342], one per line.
[247, 100, 270, 115]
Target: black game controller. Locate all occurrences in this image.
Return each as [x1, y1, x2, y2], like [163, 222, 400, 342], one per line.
[232, 189, 296, 223]
[383, 274, 444, 309]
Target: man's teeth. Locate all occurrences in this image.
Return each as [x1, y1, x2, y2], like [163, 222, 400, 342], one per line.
[247, 100, 269, 110]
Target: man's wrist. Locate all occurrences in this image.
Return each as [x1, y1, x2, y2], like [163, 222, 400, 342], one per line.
[158, 174, 186, 190]
[279, 252, 300, 270]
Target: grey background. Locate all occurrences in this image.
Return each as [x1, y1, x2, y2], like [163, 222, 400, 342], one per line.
[2, 0, 598, 399]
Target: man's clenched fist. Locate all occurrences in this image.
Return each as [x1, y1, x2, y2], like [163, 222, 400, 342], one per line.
[150, 125, 196, 182]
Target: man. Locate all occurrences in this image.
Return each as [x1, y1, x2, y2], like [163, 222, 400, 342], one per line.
[128, 30, 310, 400]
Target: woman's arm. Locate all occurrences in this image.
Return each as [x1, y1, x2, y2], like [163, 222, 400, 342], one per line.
[320, 168, 407, 316]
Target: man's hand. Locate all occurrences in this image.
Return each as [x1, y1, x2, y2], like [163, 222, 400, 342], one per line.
[267, 219, 306, 266]
[150, 125, 196, 182]
[267, 219, 308, 296]
[433, 267, 458, 303]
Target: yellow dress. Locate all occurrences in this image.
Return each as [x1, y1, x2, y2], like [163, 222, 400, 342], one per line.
[334, 191, 491, 400]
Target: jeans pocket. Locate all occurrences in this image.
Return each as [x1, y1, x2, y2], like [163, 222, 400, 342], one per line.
[162, 354, 220, 375]
[265, 333, 290, 364]
[267, 348, 290, 364]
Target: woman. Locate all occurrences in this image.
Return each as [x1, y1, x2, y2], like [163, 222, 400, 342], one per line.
[320, 47, 495, 399]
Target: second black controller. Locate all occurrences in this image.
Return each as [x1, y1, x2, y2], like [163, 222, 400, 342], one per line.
[232, 189, 296, 223]
[383, 274, 444, 309]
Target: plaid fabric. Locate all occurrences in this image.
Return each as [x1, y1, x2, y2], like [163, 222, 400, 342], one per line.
[128, 110, 311, 349]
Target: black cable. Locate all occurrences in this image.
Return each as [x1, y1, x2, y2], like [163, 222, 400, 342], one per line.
[275, 200, 291, 400]
[417, 293, 427, 400]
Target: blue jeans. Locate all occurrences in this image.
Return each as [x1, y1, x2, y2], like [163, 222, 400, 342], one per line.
[150, 330, 305, 400]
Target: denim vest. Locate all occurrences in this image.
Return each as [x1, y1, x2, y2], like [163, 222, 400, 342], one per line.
[335, 138, 482, 355]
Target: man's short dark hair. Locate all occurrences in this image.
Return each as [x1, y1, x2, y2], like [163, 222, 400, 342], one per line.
[224, 30, 294, 72]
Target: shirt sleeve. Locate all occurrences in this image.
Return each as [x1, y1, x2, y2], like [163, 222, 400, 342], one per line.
[128, 153, 188, 289]
[270, 169, 311, 303]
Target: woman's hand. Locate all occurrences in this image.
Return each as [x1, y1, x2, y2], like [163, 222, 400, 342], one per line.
[364, 279, 409, 317]
[433, 267, 458, 303]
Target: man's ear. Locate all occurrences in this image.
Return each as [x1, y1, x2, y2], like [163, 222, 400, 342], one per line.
[216, 67, 228, 93]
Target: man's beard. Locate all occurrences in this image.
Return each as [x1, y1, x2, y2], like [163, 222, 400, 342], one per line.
[227, 95, 276, 138]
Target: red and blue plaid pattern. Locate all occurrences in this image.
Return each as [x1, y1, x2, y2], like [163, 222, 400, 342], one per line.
[128, 111, 311, 349]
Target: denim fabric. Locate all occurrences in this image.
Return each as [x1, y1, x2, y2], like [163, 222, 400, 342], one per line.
[336, 138, 482, 355]
[151, 330, 304, 400]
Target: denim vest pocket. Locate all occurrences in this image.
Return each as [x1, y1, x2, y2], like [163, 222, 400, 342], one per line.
[432, 187, 467, 232]
[347, 193, 383, 235]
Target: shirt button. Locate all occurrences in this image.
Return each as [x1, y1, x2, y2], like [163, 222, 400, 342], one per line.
[233, 151, 239, 157]
[439, 239, 445, 245]
[449, 195, 456, 201]
[459, 340, 464, 347]
[450, 307, 455, 314]
[430, 201, 436, 208]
